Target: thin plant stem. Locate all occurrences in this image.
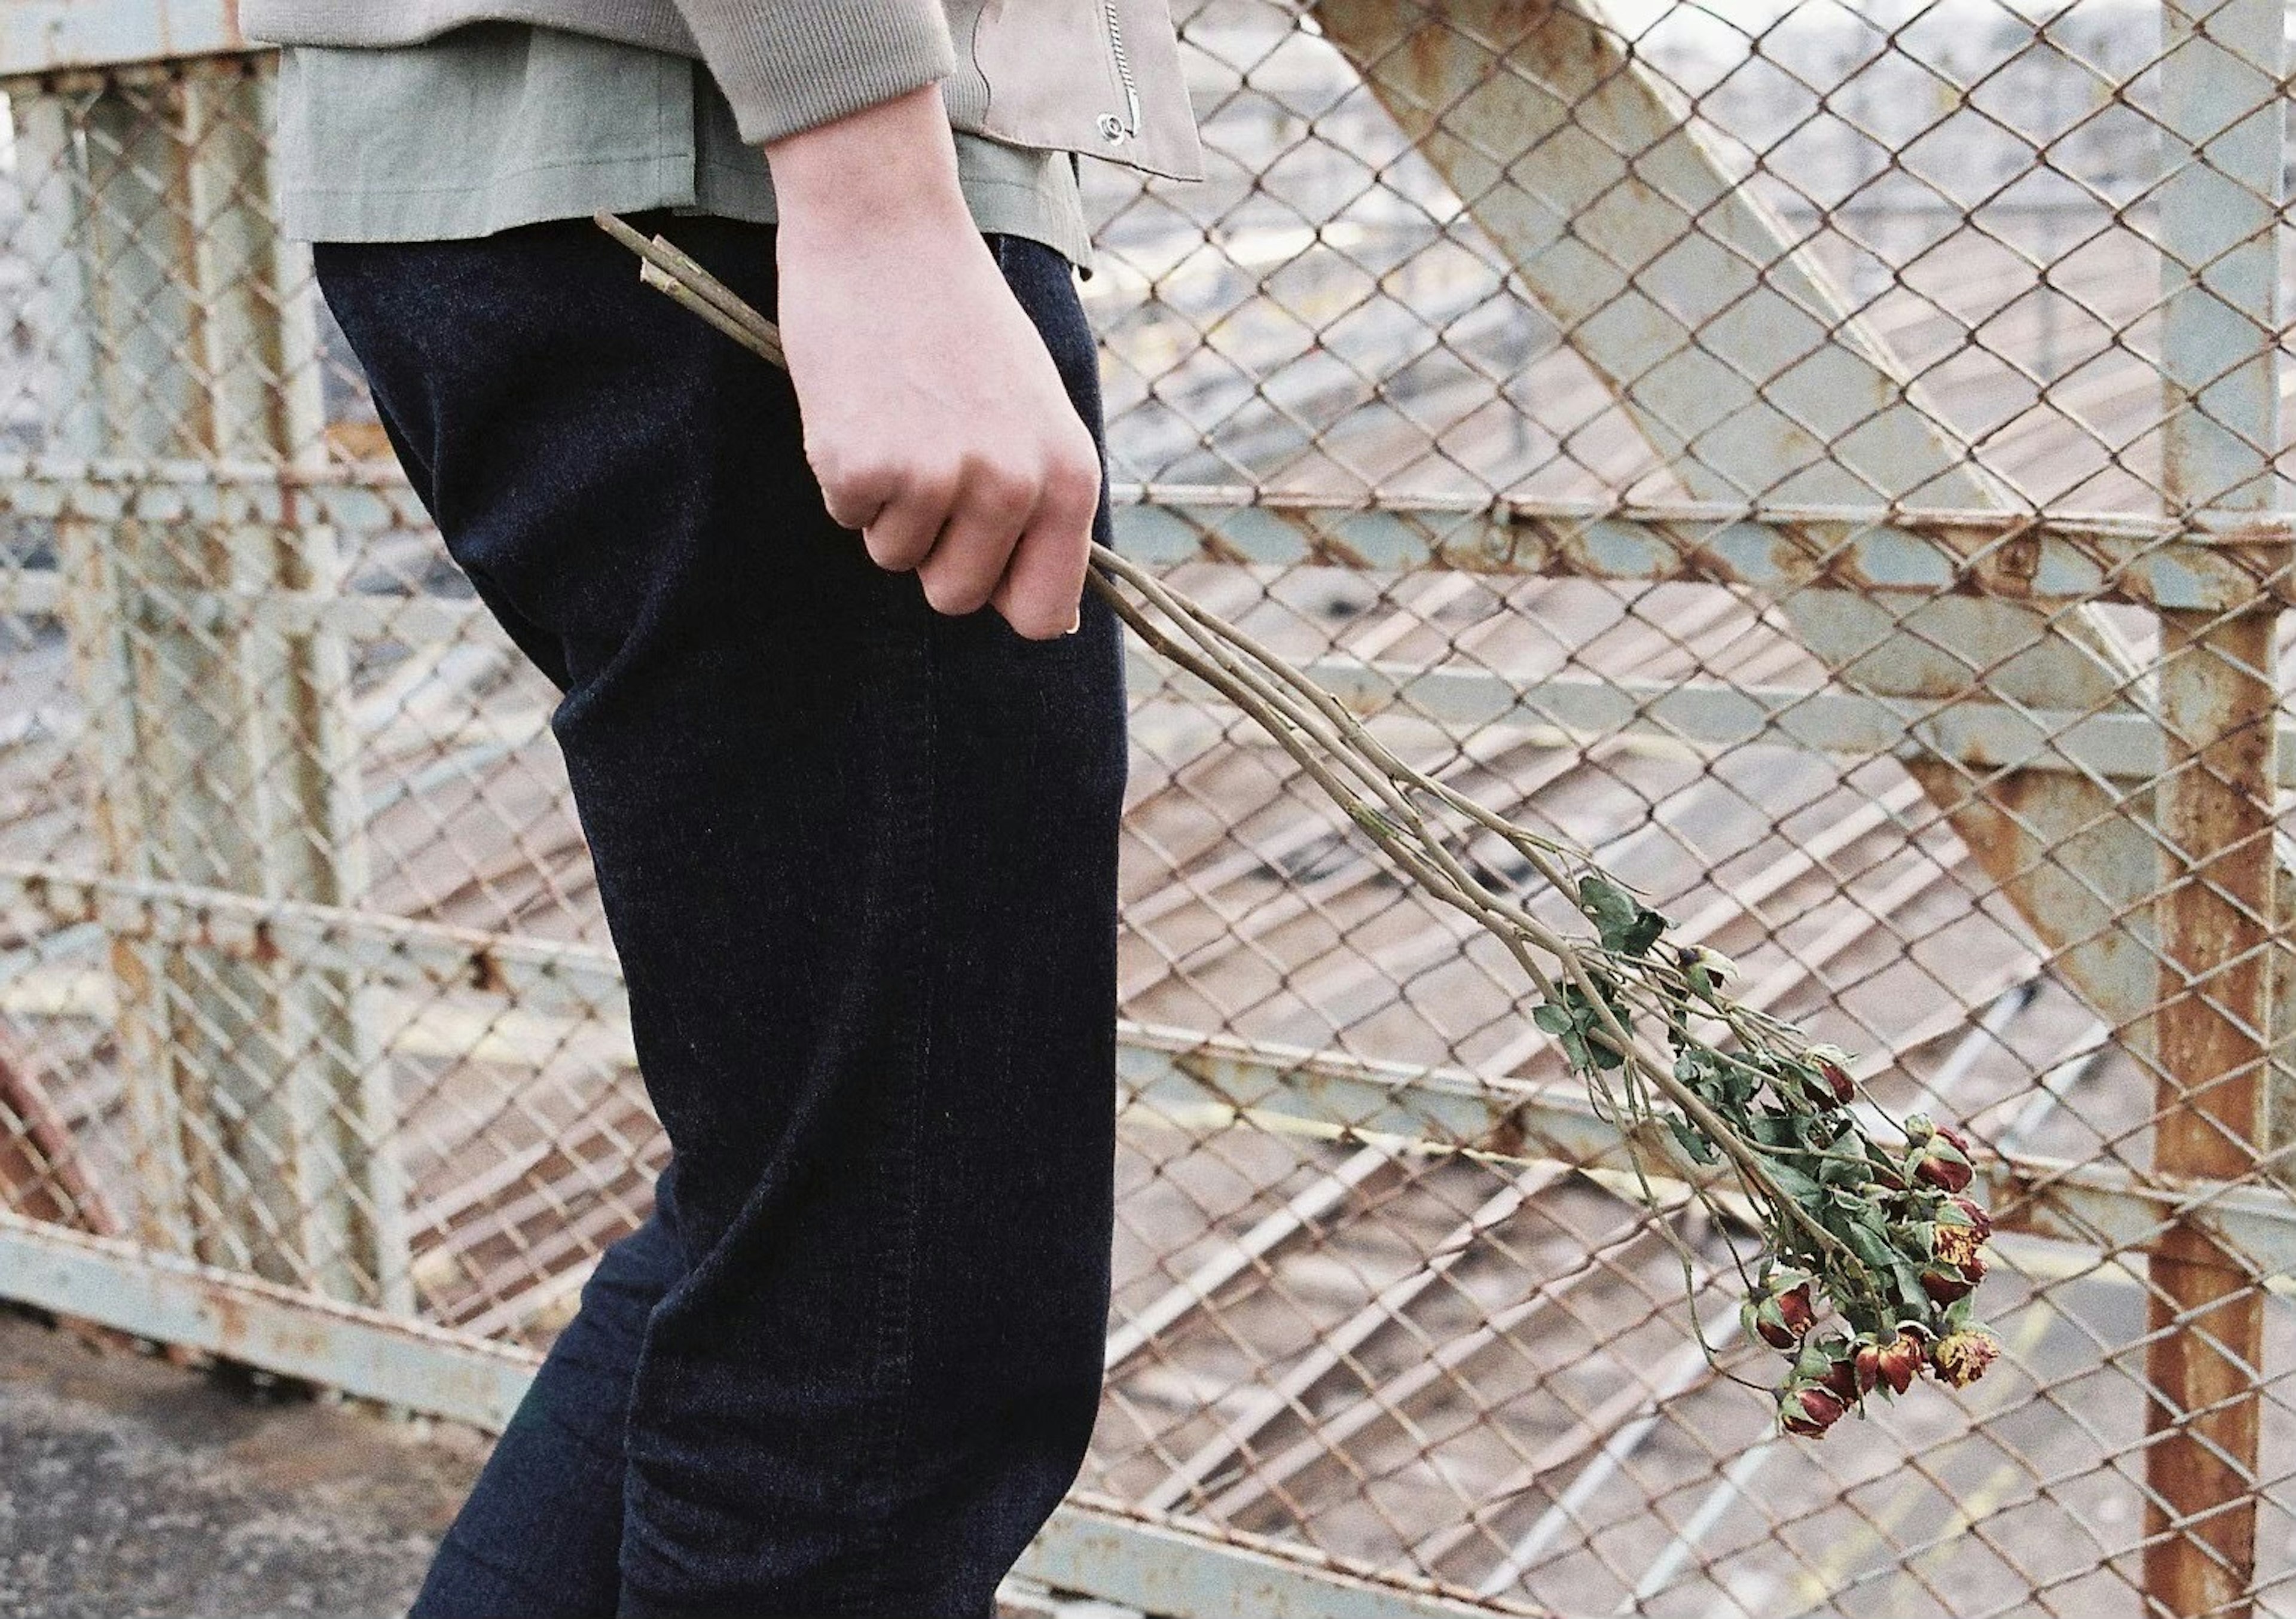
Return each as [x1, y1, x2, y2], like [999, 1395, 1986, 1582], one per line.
[594, 212, 2000, 1426]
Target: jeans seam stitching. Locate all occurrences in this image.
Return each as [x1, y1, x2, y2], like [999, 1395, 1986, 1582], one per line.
[854, 606, 938, 1603]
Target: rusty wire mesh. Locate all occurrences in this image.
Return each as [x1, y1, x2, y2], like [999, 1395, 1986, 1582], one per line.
[1, 4, 2294, 1615]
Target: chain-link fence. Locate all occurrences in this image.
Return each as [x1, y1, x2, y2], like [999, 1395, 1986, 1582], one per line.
[2, 2, 2293, 1615]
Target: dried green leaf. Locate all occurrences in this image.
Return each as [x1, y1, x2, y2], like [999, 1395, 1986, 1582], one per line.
[1763, 1160, 1827, 1207]
[1578, 873, 1669, 957]
[1665, 1111, 1720, 1166]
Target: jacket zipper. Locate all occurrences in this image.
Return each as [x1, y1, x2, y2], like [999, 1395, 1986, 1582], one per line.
[1101, 1, 1143, 138]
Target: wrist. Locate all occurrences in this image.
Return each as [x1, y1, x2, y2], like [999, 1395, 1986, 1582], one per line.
[765, 85, 973, 248]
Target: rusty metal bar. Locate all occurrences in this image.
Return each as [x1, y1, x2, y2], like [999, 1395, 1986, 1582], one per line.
[13, 859, 2295, 1285]
[11, 456, 2296, 609]
[1306, 0, 2176, 1101]
[2144, 2, 2285, 1611]
[0, 1203, 1548, 1619]
[19, 551, 2295, 788]
[16, 66, 404, 1308]
[19, 83, 201, 1268]
[0, 1, 254, 80]
[0, 1205, 536, 1419]
[1015, 1504, 1546, 1619]
[184, 62, 408, 1315]
[0, 1017, 120, 1233]
[10, 563, 2296, 789]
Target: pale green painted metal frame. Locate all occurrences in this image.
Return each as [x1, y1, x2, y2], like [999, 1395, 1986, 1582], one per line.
[1, 4, 2289, 1614]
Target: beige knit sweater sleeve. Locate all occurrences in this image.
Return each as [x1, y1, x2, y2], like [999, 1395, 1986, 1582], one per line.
[240, 1, 957, 146]
[667, 0, 955, 143]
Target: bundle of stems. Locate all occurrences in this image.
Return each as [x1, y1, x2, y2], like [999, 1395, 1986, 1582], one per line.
[594, 213, 2002, 1434]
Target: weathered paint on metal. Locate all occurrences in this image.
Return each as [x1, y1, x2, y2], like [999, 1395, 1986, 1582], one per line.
[1128, 652, 2259, 788]
[2145, 608, 2276, 1619]
[0, 1208, 540, 1426]
[1016, 1504, 1551, 1619]
[2145, 1, 2283, 1611]
[7, 459, 2295, 610]
[1115, 1018, 2296, 1287]
[0, 1209, 1556, 1619]
[1307, 0, 2175, 1082]
[0, 862, 630, 1017]
[19, 69, 407, 1312]
[11, 863, 2296, 1287]
[32, 88, 203, 1278]
[1124, 494, 2296, 612]
[8, 560, 2282, 784]
[0, 0, 252, 81]
[188, 64, 410, 1316]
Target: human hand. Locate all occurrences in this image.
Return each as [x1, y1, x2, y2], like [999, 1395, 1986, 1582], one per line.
[765, 87, 1102, 640]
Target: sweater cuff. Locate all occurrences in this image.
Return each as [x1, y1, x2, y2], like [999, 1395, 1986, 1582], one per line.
[670, 1, 957, 146]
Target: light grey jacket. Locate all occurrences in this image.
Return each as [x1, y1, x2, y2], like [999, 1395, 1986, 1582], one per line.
[240, 0, 1204, 180]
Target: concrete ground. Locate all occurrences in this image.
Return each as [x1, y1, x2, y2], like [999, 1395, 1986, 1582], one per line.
[0, 1303, 1134, 1619]
[0, 1304, 487, 1619]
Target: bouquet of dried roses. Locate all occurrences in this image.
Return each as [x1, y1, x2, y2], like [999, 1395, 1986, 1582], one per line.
[596, 213, 2002, 1437]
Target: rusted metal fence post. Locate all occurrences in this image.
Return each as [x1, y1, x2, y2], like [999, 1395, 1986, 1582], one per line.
[2146, 2, 2281, 1614]
[1308, 0, 2172, 1070]
[14, 62, 407, 1312]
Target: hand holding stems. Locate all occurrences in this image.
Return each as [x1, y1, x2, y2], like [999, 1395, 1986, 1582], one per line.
[762, 86, 1102, 640]
[596, 210, 2003, 1437]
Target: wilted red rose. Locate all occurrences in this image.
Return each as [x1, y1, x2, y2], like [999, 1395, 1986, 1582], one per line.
[1946, 1193, 1993, 1239]
[1802, 1044, 1855, 1106]
[1932, 1218, 1984, 1270]
[1873, 1331, 1925, 1395]
[1931, 1327, 2001, 1388]
[1919, 1266, 1974, 1304]
[1781, 1383, 1848, 1437]
[1743, 1277, 1815, 1351]
[1818, 1355, 1861, 1404]
[1913, 1139, 1973, 1194]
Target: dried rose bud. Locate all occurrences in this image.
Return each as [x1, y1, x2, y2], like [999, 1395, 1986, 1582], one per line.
[1931, 1327, 2001, 1388]
[1919, 1265, 1974, 1304]
[1868, 1159, 1910, 1194]
[1819, 1352, 1866, 1404]
[1677, 944, 1739, 1003]
[1745, 1296, 1793, 1350]
[1871, 1331, 1926, 1395]
[1932, 1218, 1985, 1270]
[1742, 1278, 1815, 1351]
[1913, 1138, 1974, 1194]
[1803, 1044, 1855, 1106]
[1781, 1382, 1848, 1437]
[1902, 1113, 1936, 1145]
[1935, 1124, 1972, 1156]
[1946, 1193, 1993, 1240]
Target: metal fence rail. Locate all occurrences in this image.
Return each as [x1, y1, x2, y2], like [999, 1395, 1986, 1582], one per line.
[1, 2, 2291, 1615]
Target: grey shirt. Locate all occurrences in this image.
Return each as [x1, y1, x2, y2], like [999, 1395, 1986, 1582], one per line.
[274, 23, 1095, 269]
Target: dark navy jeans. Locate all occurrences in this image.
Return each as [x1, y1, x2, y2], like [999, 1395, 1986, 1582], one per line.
[316, 216, 1125, 1618]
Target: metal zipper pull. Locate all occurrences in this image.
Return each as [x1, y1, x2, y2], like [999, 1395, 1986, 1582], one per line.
[1100, 1, 1141, 141]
